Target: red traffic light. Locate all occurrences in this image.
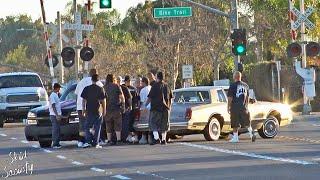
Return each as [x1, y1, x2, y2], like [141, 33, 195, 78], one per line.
[306, 42, 320, 57]
[286, 42, 302, 58]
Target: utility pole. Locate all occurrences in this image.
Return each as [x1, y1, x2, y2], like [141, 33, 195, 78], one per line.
[57, 11, 64, 83]
[74, 0, 80, 81]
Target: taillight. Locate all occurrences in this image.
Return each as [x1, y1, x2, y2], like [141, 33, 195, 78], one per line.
[185, 108, 192, 120]
[134, 110, 141, 121]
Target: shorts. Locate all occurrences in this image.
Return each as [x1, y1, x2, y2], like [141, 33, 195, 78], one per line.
[230, 109, 251, 128]
[149, 110, 170, 132]
[105, 111, 122, 133]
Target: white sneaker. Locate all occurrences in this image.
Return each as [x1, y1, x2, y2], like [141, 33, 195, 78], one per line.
[132, 135, 139, 143]
[82, 143, 91, 148]
[77, 141, 84, 148]
[96, 144, 102, 149]
[229, 136, 239, 143]
[126, 135, 133, 143]
[99, 141, 107, 146]
[139, 136, 148, 144]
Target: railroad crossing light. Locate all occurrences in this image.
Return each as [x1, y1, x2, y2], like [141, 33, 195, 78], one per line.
[231, 29, 247, 56]
[45, 55, 59, 68]
[286, 42, 302, 58]
[306, 42, 320, 57]
[100, 0, 111, 8]
[80, 47, 94, 61]
[61, 47, 75, 68]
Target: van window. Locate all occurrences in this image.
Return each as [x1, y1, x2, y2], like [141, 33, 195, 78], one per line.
[0, 75, 42, 88]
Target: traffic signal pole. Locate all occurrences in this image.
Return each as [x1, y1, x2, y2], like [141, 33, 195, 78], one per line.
[74, 0, 80, 81]
[181, 0, 240, 71]
[57, 11, 64, 83]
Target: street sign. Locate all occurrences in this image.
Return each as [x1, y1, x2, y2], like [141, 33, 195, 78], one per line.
[182, 65, 193, 79]
[291, 6, 315, 30]
[63, 12, 94, 42]
[153, 7, 192, 18]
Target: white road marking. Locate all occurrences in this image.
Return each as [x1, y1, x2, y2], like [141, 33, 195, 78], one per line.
[56, 155, 67, 160]
[313, 158, 320, 161]
[312, 124, 320, 127]
[112, 175, 131, 180]
[21, 140, 29, 144]
[179, 142, 316, 165]
[71, 161, 84, 166]
[10, 137, 17, 140]
[90, 167, 105, 173]
[0, 133, 7, 137]
[43, 149, 53, 153]
[32, 145, 40, 148]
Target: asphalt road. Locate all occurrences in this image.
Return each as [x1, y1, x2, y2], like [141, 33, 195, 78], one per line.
[0, 115, 320, 180]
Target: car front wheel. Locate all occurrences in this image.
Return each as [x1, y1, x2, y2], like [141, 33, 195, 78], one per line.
[258, 116, 279, 139]
[39, 140, 52, 148]
[203, 117, 221, 141]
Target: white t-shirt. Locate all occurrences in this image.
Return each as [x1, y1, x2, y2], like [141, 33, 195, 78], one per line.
[49, 92, 62, 116]
[140, 85, 151, 110]
[75, 77, 103, 111]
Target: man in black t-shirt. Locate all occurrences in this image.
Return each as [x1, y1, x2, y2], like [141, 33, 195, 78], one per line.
[227, 71, 256, 143]
[146, 72, 173, 145]
[81, 74, 106, 148]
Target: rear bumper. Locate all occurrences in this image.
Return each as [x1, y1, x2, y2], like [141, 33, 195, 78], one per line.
[134, 122, 189, 132]
[25, 123, 79, 141]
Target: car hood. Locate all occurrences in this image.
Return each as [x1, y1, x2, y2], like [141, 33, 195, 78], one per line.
[31, 100, 76, 114]
[0, 87, 45, 95]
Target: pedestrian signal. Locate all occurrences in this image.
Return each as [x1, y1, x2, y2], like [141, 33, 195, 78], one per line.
[286, 43, 302, 58]
[80, 47, 94, 61]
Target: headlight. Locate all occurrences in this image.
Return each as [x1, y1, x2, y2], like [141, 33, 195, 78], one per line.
[0, 95, 6, 103]
[27, 119, 37, 125]
[69, 111, 79, 124]
[27, 112, 37, 118]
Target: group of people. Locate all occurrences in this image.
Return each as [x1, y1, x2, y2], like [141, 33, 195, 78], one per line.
[48, 68, 173, 148]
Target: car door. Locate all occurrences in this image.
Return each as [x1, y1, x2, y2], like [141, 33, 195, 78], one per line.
[216, 89, 231, 131]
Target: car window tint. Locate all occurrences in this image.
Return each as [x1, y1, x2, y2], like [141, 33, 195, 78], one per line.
[174, 91, 210, 103]
[217, 90, 227, 102]
[0, 75, 42, 88]
[65, 90, 77, 101]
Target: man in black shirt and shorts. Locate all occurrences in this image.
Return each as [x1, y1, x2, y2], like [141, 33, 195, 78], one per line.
[227, 71, 256, 143]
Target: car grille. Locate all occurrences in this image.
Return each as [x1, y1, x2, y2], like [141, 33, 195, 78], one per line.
[7, 94, 39, 103]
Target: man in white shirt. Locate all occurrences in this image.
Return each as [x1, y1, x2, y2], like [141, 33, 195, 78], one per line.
[49, 83, 62, 149]
[139, 77, 151, 144]
[75, 69, 104, 147]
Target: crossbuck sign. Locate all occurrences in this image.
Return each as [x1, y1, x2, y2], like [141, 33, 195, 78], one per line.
[64, 12, 94, 42]
[291, 6, 315, 30]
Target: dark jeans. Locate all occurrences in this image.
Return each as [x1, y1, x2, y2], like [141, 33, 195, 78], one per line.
[85, 114, 102, 146]
[100, 116, 106, 142]
[121, 111, 131, 141]
[78, 110, 86, 143]
[50, 115, 60, 146]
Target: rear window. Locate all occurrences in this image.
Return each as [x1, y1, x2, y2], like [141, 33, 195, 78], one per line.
[174, 91, 210, 103]
[0, 75, 43, 88]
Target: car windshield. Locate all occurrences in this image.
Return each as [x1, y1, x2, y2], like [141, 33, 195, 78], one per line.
[60, 85, 77, 101]
[174, 91, 210, 103]
[0, 75, 42, 88]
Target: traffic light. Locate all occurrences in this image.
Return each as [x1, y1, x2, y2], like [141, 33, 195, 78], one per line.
[100, 0, 111, 8]
[231, 29, 247, 56]
[45, 55, 59, 68]
[286, 42, 302, 58]
[80, 47, 94, 61]
[61, 47, 75, 68]
[306, 42, 320, 57]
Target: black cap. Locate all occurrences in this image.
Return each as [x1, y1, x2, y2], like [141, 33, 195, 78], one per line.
[124, 75, 130, 82]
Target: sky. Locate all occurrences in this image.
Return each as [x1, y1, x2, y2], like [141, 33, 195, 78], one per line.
[0, 0, 146, 22]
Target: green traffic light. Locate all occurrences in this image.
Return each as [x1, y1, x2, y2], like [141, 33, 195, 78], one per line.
[100, 0, 111, 8]
[235, 44, 246, 55]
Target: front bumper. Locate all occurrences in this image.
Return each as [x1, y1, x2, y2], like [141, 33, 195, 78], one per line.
[0, 102, 46, 119]
[25, 123, 79, 141]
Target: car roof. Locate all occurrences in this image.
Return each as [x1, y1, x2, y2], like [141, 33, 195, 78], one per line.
[0, 72, 39, 77]
[173, 86, 224, 92]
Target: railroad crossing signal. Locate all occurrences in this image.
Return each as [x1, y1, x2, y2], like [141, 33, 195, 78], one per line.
[231, 29, 247, 56]
[291, 6, 315, 30]
[100, 0, 111, 8]
[287, 42, 320, 58]
[45, 55, 59, 68]
[61, 47, 75, 68]
[80, 47, 94, 61]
